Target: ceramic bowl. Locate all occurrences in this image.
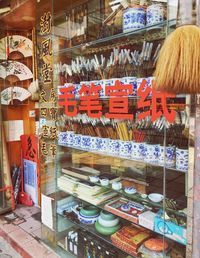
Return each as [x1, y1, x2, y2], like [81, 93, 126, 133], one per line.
[78, 213, 99, 224]
[100, 178, 109, 186]
[112, 182, 122, 191]
[89, 175, 99, 183]
[120, 204, 131, 211]
[72, 206, 99, 224]
[80, 205, 100, 217]
[148, 193, 164, 203]
[95, 220, 121, 235]
[141, 194, 147, 199]
[124, 187, 137, 194]
[98, 216, 119, 228]
[100, 211, 116, 221]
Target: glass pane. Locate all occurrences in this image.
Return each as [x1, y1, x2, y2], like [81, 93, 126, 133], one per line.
[38, 0, 191, 257]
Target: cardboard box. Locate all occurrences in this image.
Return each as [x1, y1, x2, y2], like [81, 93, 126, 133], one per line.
[139, 211, 157, 231]
[154, 215, 187, 245]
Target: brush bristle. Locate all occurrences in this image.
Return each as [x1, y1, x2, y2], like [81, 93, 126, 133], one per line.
[154, 25, 200, 94]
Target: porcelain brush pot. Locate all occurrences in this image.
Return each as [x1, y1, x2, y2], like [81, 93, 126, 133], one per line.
[154, 0, 200, 94]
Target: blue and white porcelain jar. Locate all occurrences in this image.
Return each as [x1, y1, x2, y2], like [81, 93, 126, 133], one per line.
[73, 134, 82, 147]
[144, 143, 160, 164]
[131, 142, 146, 160]
[74, 83, 81, 98]
[58, 132, 68, 146]
[90, 136, 98, 151]
[176, 148, 189, 172]
[123, 6, 146, 33]
[95, 137, 109, 153]
[121, 77, 137, 96]
[81, 135, 91, 150]
[119, 140, 132, 158]
[66, 131, 75, 146]
[108, 139, 120, 156]
[147, 3, 165, 27]
[158, 145, 176, 168]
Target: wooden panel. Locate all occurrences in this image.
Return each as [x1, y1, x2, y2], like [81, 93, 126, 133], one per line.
[0, 0, 36, 30]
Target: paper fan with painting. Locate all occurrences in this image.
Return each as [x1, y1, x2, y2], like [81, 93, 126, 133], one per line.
[0, 61, 33, 81]
[1, 86, 31, 105]
[0, 35, 33, 60]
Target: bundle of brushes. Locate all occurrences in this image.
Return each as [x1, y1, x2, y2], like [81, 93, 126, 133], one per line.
[154, 0, 200, 93]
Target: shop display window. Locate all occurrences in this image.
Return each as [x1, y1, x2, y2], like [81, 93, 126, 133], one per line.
[38, 1, 193, 257]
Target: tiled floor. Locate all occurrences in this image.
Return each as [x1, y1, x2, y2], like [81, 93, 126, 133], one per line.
[0, 236, 22, 258]
[0, 205, 59, 258]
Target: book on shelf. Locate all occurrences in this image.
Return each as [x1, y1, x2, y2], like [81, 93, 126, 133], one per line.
[62, 167, 100, 180]
[77, 190, 118, 205]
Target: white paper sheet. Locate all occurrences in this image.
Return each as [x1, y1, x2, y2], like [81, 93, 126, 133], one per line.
[4, 120, 24, 141]
[41, 194, 54, 230]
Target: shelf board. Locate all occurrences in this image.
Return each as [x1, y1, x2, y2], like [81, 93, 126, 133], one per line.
[58, 144, 187, 174]
[53, 19, 176, 55]
[57, 213, 135, 258]
[57, 186, 187, 246]
[57, 176, 186, 218]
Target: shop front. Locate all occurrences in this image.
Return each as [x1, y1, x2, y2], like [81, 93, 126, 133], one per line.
[37, 0, 197, 258]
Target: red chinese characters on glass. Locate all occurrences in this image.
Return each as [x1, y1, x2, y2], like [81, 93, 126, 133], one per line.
[137, 79, 176, 123]
[58, 86, 77, 117]
[79, 83, 102, 118]
[105, 80, 133, 120]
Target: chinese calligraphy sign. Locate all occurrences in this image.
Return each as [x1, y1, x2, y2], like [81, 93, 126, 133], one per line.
[58, 79, 176, 123]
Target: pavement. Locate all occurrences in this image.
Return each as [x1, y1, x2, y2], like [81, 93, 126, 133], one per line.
[0, 236, 22, 258]
[0, 205, 59, 258]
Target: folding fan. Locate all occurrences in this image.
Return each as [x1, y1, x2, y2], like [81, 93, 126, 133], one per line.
[0, 35, 33, 60]
[0, 61, 33, 81]
[1, 86, 31, 105]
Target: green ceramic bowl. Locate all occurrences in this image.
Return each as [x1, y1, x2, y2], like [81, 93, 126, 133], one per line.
[95, 220, 121, 236]
[80, 205, 100, 217]
[100, 210, 116, 221]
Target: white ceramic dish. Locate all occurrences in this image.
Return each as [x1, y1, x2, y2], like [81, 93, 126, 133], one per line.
[124, 187, 137, 194]
[112, 182, 122, 190]
[89, 176, 99, 183]
[98, 216, 119, 228]
[148, 193, 164, 203]
[100, 178, 109, 186]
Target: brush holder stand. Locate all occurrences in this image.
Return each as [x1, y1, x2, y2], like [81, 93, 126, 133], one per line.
[176, 148, 189, 171]
[123, 6, 146, 32]
[147, 3, 165, 27]
[131, 142, 146, 160]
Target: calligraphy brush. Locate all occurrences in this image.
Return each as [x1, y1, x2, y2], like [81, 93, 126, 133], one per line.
[154, 0, 200, 93]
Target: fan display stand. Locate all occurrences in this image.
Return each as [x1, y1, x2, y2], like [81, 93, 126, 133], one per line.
[0, 27, 39, 211]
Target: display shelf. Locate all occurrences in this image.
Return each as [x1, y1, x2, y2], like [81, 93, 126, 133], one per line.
[57, 185, 187, 246]
[58, 144, 187, 174]
[57, 213, 135, 258]
[53, 20, 176, 55]
[57, 176, 186, 219]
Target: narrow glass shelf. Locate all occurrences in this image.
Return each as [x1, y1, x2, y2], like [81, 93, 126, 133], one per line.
[53, 19, 176, 55]
[73, 94, 186, 100]
[58, 144, 187, 174]
[57, 185, 187, 246]
[57, 173, 186, 219]
[57, 213, 135, 258]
